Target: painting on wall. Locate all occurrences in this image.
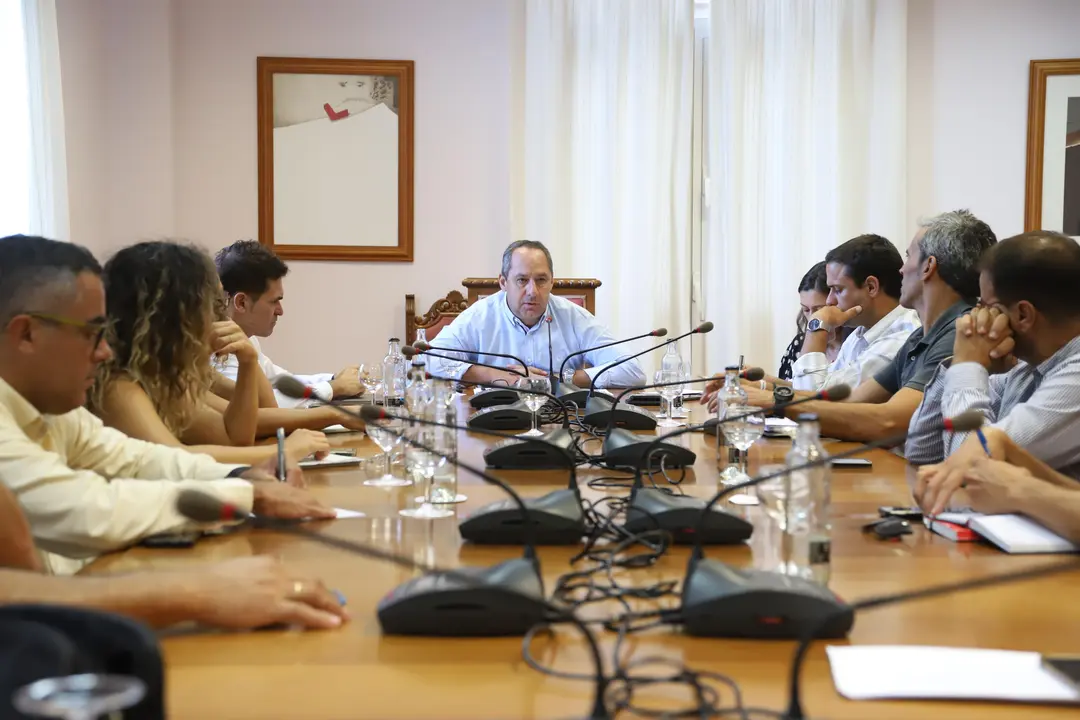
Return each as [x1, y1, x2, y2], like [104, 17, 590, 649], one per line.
[1025, 58, 1080, 237]
[257, 57, 414, 261]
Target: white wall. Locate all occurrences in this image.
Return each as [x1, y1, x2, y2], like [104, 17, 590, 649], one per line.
[907, 0, 1080, 241]
[58, 0, 512, 372]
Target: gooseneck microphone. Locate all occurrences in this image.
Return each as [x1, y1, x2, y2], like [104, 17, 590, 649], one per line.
[556, 327, 669, 401]
[406, 346, 529, 412]
[585, 322, 713, 405]
[678, 411, 986, 642]
[546, 314, 557, 394]
[424, 372, 574, 428]
[403, 345, 527, 379]
[175, 490, 612, 719]
[360, 404, 586, 546]
[412, 341, 531, 378]
[784, 559, 1080, 720]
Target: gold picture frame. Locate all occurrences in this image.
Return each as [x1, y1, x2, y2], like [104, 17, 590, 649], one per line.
[1024, 58, 1080, 235]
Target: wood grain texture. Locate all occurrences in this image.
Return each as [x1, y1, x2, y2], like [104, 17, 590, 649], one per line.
[86, 401, 1080, 719]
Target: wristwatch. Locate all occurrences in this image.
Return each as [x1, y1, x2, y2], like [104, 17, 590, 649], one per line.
[806, 317, 827, 333]
[772, 385, 794, 416]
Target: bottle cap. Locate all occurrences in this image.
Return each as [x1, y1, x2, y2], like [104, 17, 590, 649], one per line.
[796, 413, 819, 423]
[389, 337, 400, 342]
[725, 365, 739, 371]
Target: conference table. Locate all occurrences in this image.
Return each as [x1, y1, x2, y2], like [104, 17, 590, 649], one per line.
[87, 398, 1080, 719]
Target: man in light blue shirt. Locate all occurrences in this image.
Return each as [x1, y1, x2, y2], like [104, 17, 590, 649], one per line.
[427, 241, 646, 389]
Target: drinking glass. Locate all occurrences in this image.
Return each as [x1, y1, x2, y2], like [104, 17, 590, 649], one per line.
[14, 674, 145, 720]
[399, 451, 454, 519]
[656, 368, 683, 428]
[672, 360, 692, 419]
[719, 405, 765, 485]
[516, 376, 551, 437]
[652, 370, 669, 421]
[359, 363, 381, 400]
[363, 417, 412, 487]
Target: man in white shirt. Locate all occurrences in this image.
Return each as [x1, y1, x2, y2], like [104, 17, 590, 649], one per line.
[791, 233, 920, 392]
[427, 241, 646, 388]
[0, 235, 334, 574]
[214, 240, 363, 408]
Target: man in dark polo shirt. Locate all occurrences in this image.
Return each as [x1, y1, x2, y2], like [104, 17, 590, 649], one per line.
[742, 209, 996, 441]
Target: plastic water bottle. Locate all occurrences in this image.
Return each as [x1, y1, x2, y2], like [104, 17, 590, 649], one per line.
[781, 413, 832, 585]
[404, 361, 434, 485]
[715, 365, 747, 484]
[413, 328, 428, 373]
[382, 337, 406, 407]
[430, 380, 459, 504]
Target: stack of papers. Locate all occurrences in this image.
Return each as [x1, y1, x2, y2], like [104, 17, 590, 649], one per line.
[827, 646, 1080, 704]
[298, 454, 363, 469]
[925, 512, 1077, 554]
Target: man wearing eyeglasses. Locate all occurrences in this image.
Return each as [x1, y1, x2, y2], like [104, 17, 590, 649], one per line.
[908, 231, 1080, 515]
[0, 235, 335, 574]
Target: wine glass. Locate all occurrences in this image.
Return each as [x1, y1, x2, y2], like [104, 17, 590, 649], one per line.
[656, 368, 683, 428]
[672, 360, 692, 419]
[719, 404, 765, 501]
[399, 450, 454, 519]
[358, 363, 381, 402]
[652, 370, 669, 421]
[14, 674, 146, 720]
[363, 417, 412, 487]
[516, 376, 551, 437]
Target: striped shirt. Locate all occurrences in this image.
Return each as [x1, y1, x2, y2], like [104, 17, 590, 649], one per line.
[905, 334, 1080, 478]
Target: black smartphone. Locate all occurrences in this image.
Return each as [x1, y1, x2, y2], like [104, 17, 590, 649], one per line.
[878, 506, 924, 520]
[140, 531, 200, 548]
[1042, 656, 1080, 689]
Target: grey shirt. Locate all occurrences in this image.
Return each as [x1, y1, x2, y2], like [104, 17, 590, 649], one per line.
[874, 301, 973, 394]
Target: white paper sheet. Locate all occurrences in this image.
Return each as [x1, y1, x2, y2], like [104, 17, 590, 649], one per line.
[332, 508, 365, 519]
[827, 645, 1080, 703]
[298, 454, 363, 469]
[322, 424, 362, 434]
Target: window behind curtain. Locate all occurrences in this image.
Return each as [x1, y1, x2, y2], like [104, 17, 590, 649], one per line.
[0, 0, 32, 237]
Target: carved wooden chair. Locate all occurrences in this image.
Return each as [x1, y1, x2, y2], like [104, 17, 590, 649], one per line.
[405, 290, 470, 346]
[460, 278, 601, 314]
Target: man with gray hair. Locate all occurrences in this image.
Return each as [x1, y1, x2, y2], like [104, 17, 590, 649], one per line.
[427, 240, 646, 388]
[739, 210, 996, 442]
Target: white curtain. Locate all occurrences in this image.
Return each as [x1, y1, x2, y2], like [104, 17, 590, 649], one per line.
[520, 0, 696, 379]
[703, 0, 907, 375]
[0, 0, 69, 240]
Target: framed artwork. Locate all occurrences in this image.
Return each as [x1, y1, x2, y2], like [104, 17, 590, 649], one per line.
[257, 56, 415, 261]
[1024, 58, 1080, 236]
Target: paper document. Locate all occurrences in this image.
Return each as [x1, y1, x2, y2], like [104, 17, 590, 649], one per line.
[333, 508, 365, 519]
[298, 454, 363, 469]
[323, 424, 362, 434]
[827, 646, 1080, 704]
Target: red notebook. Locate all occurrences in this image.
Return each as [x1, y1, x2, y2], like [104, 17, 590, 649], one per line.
[926, 518, 978, 542]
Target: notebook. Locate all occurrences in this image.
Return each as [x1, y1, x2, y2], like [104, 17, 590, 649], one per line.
[926, 512, 1077, 554]
[298, 453, 363, 469]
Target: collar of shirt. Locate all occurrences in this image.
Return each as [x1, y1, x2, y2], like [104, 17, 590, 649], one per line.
[1035, 332, 1080, 376]
[0, 374, 49, 442]
[498, 291, 551, 335]
[911, 300, 973, 351]
[860, 304, 920, 346]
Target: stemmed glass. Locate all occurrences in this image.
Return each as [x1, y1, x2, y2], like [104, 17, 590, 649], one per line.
[656, 368, 683, 428]
[363, 416, 412, 487]
[14, 674, 146, 720]
[516, 376, 551, 437]
[399, 450, 454, 519]
[719, 404, 765, 503]
[359, 363, 382, 403]
[672, 360, 692, 419]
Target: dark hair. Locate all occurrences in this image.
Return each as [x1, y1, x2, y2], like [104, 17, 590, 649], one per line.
[501, 240, 554, 278]
[214, 240, 289, 298]
[0, 235, 101, 325]
[798, 261, 829, 295]
[824, 234, 903, 299]
[917, 209, 997, 301]
[980, 230, 1080, 322]
[91, 241, 220, 435]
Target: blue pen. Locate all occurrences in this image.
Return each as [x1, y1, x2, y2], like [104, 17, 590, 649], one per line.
[975, 428, 992, 457]
[276, 427, 286, 482]
[332, 589, 347, 606]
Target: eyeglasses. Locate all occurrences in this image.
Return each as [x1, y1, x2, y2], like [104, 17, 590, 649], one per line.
[25, 312, 112, 347]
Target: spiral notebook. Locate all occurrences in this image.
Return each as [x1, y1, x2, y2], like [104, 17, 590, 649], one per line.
[926, 512, 1077, 554]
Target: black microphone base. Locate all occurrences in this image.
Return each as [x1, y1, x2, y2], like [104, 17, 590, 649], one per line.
[469, 387, 519, 409]
[483, 427, 580, 469]
[600, 428, 696, 469]
[377, 558, 548, 636]
[467, 400, 533, 431]
[681, 559, 854, 639]
[582, 396, 658, 431]
[459, 489, 585, 545]
[625, 488, 752, 545]
[557, 383, 614, 409]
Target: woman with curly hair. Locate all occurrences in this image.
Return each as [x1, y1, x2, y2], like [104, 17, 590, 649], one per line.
[90, 241, 350, 466]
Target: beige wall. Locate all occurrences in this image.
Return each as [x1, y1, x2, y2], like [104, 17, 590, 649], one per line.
[57, 0, 1080, 371]
[57, 0, 512, 373]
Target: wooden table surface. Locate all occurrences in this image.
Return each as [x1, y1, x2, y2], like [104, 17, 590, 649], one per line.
[88, 401, 1080, 719]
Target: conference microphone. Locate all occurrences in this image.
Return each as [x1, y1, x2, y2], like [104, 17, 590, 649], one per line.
[424, 372, 578, 470]
[784, 558, 1080, 719]
[360, 404, 585, 546]
[404, 346, 527, 412]
[546, 314, 558, 395]
[581, 322, 714, 429]
[411, 341, 539, 410]
[678, 411, 986, 642]
[175, 490, 612, 719]
[555, 326, 669, 404]
[619, 384, 850, 547]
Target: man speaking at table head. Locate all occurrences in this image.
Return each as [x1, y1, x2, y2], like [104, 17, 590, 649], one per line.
[427, 240, 647, 388]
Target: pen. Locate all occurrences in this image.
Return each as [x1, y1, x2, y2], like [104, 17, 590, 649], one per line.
[276, 427, 286, 482]
[333, 589, 347, 607]
[975, 428, 992, 457]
